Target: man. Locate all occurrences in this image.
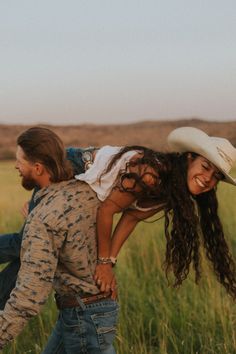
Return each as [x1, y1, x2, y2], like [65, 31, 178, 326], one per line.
[0, 142, 97, 310]
[0, 127, 118, 353]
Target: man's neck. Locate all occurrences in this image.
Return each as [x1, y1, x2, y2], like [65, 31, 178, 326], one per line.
[36, 175, 51, 189]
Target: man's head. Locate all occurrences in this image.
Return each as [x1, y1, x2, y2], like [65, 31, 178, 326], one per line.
[15, 127, 73, 190]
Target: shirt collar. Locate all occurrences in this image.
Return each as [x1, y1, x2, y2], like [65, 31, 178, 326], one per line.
[33, 179, 75, 203]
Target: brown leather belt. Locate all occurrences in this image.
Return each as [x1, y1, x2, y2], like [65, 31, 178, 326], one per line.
[55, 292, 111, 309]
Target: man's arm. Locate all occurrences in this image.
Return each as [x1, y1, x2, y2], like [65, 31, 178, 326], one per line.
[0, 217, 63, 349]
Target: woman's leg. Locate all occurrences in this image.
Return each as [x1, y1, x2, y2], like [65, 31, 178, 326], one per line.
[0, 259, 21, 310]
[0, 232, 22, 309]
[0, 232, 22, 263]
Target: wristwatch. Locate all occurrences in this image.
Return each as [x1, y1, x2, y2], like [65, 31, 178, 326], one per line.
[82, 150, 94, 170]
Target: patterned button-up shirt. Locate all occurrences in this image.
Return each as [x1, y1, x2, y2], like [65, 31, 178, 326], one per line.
[0, 179, 101, 348]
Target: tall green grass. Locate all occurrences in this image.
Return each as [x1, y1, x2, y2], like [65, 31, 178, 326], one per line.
[1, 161, 236, 354]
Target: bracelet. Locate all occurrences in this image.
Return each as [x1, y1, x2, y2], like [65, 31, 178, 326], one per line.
[97, 257, 112, 265]
[97, 257, 117, 266]
[110, 256, 117, 265]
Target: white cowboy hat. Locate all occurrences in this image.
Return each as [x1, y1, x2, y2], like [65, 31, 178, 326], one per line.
[167, 126, 236, 185]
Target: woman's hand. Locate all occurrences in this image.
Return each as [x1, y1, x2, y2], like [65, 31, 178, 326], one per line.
[94, 264, 117, 300]
[21, 201, 30, 219]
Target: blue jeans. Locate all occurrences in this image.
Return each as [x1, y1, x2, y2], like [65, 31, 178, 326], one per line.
[0, 233, 22, 309]
[0, 187, 41, 309]
[42, 299, 119, 354]
[0, 232, 21, 263]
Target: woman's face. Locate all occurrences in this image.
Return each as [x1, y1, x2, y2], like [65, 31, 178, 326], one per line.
[187, 154, 223, 195]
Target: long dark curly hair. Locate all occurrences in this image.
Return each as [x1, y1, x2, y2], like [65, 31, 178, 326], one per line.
[103, 145, 236, 299]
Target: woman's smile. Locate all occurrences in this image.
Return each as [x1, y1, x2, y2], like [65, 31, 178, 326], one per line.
[187, 155, 222, 195]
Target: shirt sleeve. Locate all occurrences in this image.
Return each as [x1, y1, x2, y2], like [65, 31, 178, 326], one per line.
[0, 217, 65, 349]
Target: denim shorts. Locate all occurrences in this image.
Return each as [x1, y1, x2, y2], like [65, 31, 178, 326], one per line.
[42, 299, 119, 354]
[66, 147, 96, 175]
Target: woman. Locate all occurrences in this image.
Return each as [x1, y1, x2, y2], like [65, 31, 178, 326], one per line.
[1, 126, 236, 306]
[79, 127, 236, 300]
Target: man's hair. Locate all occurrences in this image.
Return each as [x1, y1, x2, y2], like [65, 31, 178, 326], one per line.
[17, 126, 73, 182]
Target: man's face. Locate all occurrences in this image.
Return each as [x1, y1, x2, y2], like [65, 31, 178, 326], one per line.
[15, 146, 37, 190]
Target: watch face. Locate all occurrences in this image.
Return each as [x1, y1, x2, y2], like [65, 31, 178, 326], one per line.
[82, 151, 92, 162]
[82, 151, 94, 170]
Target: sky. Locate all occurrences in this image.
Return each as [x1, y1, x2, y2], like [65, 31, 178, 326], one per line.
[0, 0, 236, 125]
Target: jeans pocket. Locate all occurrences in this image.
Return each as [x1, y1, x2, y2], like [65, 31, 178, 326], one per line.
[91, 307, 118, 350]
[60, 308, 80, 328]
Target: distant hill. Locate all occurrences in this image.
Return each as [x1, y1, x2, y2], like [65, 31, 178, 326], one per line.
[1, 119, 236, 160]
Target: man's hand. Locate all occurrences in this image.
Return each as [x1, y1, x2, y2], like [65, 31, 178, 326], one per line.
[21, 201, 29, 219]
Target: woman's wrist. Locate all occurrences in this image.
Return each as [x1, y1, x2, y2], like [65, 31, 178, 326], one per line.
[97, 256, 117, 266]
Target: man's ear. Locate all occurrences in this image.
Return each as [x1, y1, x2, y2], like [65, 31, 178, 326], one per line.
[34, 162, 44, 176]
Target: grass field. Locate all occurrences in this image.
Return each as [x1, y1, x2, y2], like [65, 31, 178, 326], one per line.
[1, 161, 236, 353]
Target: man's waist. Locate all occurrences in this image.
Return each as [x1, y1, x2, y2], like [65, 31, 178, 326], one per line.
[55, 292, 112, 309]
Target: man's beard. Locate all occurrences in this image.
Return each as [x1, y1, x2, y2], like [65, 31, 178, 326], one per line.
[21, 176, 37, 191]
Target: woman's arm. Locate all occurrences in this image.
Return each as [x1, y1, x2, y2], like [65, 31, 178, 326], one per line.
[110, 207, 160, 258]
[95, 186, 136, 294]
[95, 163, 161, 294]
[96, 188, 136, 259]
[95, 188, 160, 294]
